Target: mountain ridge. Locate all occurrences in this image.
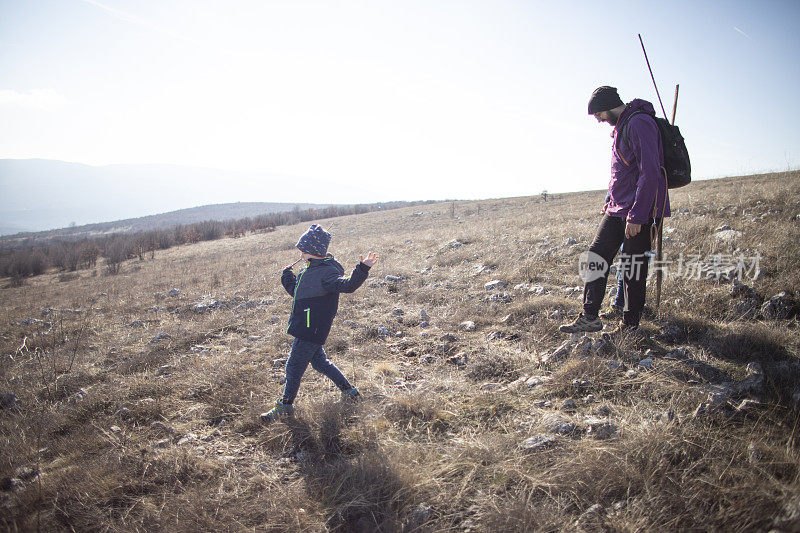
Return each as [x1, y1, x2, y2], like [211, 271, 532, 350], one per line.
[0, 158, 371, 234]
[0, 200, 329, 243]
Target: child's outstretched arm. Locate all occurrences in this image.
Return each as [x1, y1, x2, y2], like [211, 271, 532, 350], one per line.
[321, 252, 379, 294]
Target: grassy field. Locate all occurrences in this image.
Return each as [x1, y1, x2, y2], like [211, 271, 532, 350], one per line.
[2, 170, 799, 532]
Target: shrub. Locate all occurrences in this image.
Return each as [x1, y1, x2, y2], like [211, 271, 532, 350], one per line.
[104, 239, 130, 274]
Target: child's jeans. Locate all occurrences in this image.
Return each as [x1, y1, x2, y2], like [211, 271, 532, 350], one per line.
[281, 338, 352, 404]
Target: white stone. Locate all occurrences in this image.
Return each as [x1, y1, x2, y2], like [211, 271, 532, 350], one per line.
[521, 434, 558, 451]
[526, 376, 543, 388]
[177, 433, 198, 445]
[714, 229, 742, 242]
[484, 280, 507, 291]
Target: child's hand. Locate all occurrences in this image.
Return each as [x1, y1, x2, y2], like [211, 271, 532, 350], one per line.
[360, 252, 379, 268]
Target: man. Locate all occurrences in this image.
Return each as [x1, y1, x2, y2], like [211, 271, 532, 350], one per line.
[560, 86, 670, 333]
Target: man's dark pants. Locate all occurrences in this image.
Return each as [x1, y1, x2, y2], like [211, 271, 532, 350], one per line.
[583, 214, 656, 327]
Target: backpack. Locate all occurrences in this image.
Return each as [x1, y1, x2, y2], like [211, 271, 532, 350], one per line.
[616, 111, 691, 189]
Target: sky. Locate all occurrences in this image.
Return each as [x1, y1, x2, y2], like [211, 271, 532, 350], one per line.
[1, 0, 799, 208]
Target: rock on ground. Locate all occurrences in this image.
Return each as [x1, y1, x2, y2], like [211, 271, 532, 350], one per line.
[541, 414, 577, 435]
[484, 280, 507, 291]
[761, 292, 799, 319]
[1, 393, 19, 410]
[521, 434, 558, 452]
[541, 340, 572, 364]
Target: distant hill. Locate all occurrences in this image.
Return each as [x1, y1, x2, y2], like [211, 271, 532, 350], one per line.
[0, 201, 328, 245]
[0, 159, 365, 235]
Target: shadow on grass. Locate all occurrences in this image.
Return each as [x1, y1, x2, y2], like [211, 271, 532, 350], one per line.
[701, 327, 792, 364]
[699, 324, 800, 405]
[660, 314, 800, 406]
[283, 403, 414, 532]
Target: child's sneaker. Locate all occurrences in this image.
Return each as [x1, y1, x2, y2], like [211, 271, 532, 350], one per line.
[259, 400, 294, 424]
[341, 387, 361, 401]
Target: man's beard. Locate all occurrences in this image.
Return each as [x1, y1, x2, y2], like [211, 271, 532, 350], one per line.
[606, 111, 620, 126]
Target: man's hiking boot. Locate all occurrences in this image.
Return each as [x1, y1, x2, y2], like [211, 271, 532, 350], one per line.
[559, 313, 603, 333]
[599, 305, 623, 320]
[341, 387, 361, 401]
[259, 400, 294, 424]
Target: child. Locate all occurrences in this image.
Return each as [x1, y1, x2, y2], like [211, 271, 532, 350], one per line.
[260, 224, 378, 423]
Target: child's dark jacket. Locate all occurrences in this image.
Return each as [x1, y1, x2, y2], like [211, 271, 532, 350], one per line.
[281, 255, 370, 345]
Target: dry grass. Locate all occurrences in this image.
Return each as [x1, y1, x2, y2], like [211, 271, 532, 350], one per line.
[1, 171, 799, 531]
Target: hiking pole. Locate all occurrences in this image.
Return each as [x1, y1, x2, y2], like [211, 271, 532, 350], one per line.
[638, 34, 669, 120]
[655, 210, 665, 314]
[638, 33, 671, 315]
[653, 84, 680, 314]
[671, 84, 680, 125]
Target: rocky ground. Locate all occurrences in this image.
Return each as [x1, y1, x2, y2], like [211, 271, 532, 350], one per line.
[1, 170, 799, 531]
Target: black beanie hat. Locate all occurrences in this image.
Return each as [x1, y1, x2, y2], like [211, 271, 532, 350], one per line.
[588, 86, 624, 114]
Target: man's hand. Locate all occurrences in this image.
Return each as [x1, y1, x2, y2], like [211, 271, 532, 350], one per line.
[360, 252, 379, 267]
[625, 222, 642, 239]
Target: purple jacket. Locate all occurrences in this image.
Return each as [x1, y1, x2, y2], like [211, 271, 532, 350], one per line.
[605, 99, 671, 224]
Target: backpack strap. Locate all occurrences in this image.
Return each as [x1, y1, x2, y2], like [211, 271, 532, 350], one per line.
[614, 110, 668, 234]
[614, 110, 649, 167]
